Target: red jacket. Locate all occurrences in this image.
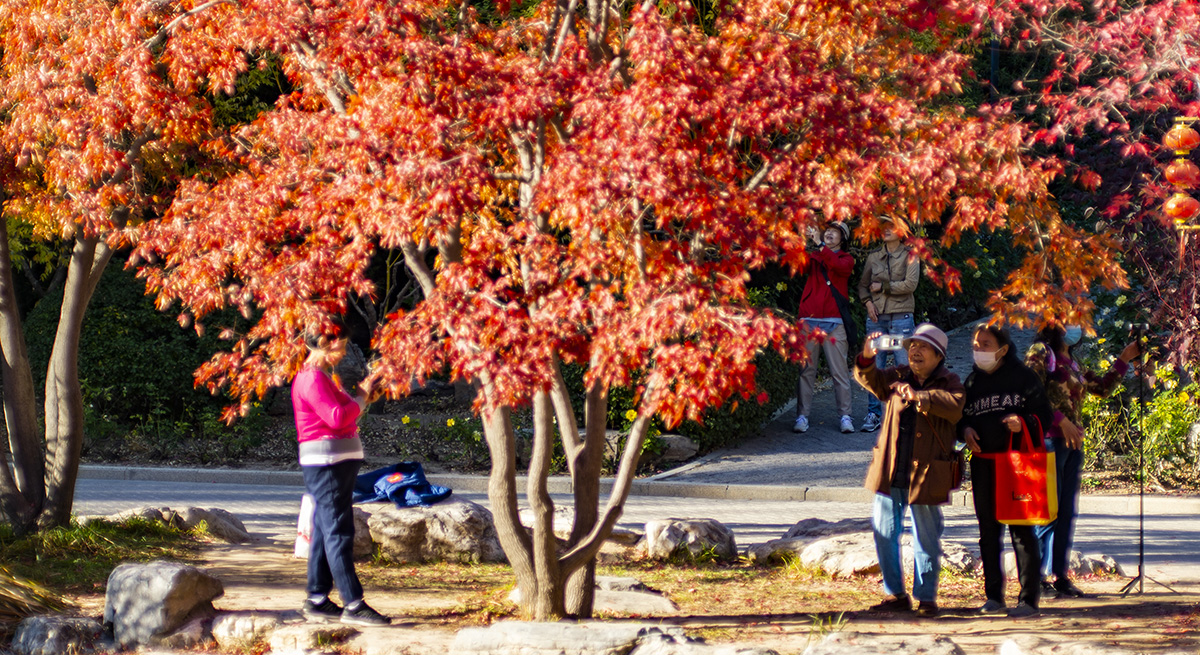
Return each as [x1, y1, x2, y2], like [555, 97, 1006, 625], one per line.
[798, 247, 855, 320]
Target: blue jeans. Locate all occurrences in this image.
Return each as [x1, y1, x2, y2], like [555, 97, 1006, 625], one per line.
[865, 313, 915, 417]
[873, 487, 944, 602]
[303, 459, 364, 603]
[1036, 439, 1083, 579]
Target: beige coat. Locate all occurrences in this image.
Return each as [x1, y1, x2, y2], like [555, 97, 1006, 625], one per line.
[857, 246, 920, 315]
[857, 359, 964, 505]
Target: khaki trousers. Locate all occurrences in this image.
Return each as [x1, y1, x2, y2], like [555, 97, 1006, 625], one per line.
[797, 322, 853, 418]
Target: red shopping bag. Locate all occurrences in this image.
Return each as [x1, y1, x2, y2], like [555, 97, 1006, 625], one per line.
[991, 416, 1057, 526]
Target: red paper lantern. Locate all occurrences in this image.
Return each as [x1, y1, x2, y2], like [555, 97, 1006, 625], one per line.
[1164, 123, 1200, 153]
[1164, 191, 1200, 223]
[1165, 158, 1200, 187]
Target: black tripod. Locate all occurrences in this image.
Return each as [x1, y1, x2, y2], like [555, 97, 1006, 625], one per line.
[1120, 325, 1179, 596]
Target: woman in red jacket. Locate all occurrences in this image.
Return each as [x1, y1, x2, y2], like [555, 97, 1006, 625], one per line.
[794, 221, 857, 434]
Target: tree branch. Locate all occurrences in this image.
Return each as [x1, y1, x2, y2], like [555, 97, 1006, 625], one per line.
[144, 0, 232, 50]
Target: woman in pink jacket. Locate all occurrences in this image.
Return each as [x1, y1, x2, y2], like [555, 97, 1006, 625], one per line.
[293, 330, 389, 626]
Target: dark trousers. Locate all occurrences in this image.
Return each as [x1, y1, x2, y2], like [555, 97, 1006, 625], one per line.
[1036, 441, 1083, 579]
[302, 460, 364, 603]
[970, 456, 1042, 608]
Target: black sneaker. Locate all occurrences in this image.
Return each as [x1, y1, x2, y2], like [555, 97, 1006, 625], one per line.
[341, 601, 391, 626]
[302, 598, 343, 622]
[868, 594, 912, 612]
[916, 601, 939, 617]
[1054, 578, 1090, 598]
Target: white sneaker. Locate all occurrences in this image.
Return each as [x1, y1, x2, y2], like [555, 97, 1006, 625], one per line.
[839, 415, 855, 433]
[793, 416, 809, 433]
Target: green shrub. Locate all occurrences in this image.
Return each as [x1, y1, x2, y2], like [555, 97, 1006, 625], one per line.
[23, 259, 263, 460]
[1080, 366, 1200, 488]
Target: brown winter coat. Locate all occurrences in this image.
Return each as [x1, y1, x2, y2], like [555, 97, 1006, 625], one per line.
[857, 357, 965, 505]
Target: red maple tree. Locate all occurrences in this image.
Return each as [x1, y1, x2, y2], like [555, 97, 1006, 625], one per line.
[0, 0, 217, 530]
[120, 0, 1127, 618]
[986, 0, 1200, 364]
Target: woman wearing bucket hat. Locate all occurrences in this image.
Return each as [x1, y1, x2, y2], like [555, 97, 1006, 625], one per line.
[855, 323, 964, 617]
[794, 220, 857, 434]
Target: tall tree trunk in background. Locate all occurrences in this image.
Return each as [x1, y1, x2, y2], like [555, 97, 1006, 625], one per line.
[564, 383, 607, 617]
[39, 235, 112, 529]
[0, 216, 43, 533]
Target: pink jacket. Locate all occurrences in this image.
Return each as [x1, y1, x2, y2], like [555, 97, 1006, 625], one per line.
[292, 367, 364, 465]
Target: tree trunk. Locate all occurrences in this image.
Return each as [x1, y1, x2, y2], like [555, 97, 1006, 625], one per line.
[39, 235, 112, 529]
[0, 217, 41, 531]
[564, 382, 607, 617]
[527, 392, 565, 619]
[481, 402, 538, 608]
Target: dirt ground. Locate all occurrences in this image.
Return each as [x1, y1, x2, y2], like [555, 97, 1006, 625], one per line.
[66, 536, 1200, 655]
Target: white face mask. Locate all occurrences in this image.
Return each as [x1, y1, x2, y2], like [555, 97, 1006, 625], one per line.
[973, 350, 1003, 372]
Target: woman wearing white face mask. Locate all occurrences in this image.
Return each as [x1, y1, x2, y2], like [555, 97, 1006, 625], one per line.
[960, 324, 1054, 619]
[1025, 326, 1139, 598]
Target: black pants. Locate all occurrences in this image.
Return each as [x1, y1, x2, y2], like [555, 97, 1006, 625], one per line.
[970, 456, 1042, 608]
[302, 459, 364, 603]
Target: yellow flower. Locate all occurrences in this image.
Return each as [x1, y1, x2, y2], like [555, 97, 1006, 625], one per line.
[447, 418, 456, 427]
[775, 282, 787, 291]
[402, 416, 411, 424]
[624, 409, 638, 422]
[1097, 338, 1107, 344]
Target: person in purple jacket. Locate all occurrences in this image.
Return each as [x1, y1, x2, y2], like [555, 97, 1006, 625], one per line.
[293, 329, 390, 626]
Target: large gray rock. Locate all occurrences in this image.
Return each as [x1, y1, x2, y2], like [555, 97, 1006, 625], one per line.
[353, 507, 373, 559]
[368, 498, 505, 563]
[747, 517, 874, 566]
[452, 621, 685, 655]
[518, 505, 577, 540]
[641, 519, 737, 562]
[178, 507, 252, 543]
[631, 631, 778, 655]
[784, 517, 872, 539]
[103, 561, 224, 648]
[803, 632, 964, 655]
[211, 612, 284, 650]
[998, 634, 1141, 655]
[746, 537, 822, 565]
[800, 533, 880, 578]
[10, 616, 105, 655]
[507, 577, 679, 616]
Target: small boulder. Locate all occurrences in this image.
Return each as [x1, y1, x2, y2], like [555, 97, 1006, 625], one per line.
[657, 435, 699, 463]
[369, 498, 505, 563]
[1071, 551, 1125, 577]
[746, 537, 820, 565]
[783, 517, 872, 539]
[103, 560, 224, 648]
[632, 631, 779, 655]
[353, 507, 373, 559]
[10, 616, 105, 655]
[153, 614, 213, 649]
[452, 621, 685, 655]
[641, 519, 737, 562]
[268, 624, 358, 654]
[211, 612, 284, 650]
[803, 631, 964, 655]
[178, 507, 252, 543]
[799, 533, 880, 578]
